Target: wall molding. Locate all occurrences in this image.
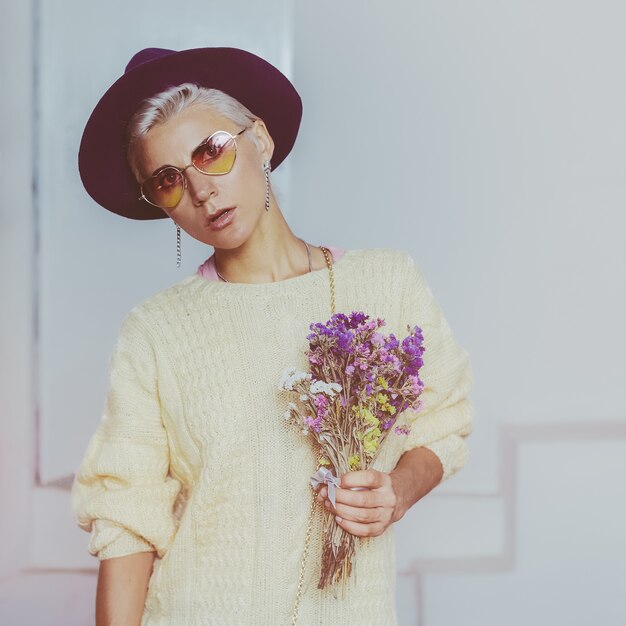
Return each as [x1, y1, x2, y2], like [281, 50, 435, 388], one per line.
[398, 419, 626, 625]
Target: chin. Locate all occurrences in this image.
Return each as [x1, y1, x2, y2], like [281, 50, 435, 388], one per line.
[204, 230, 250, 250]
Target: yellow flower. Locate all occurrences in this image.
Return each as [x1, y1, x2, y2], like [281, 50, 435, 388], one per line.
[377, 376, 389, 390]
[376, 394, 397, 415]
[364, 414, 379, 428]
[318, 457, 331, 466]
[348, 454, 361, 470]
[363, 427, 382, 456]
[355, 406, 375, 424]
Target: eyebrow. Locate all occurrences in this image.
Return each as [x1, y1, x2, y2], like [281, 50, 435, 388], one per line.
[150, 164, 178, 177]
[146, 128, 244, 178]
[147, 134, 212, 177]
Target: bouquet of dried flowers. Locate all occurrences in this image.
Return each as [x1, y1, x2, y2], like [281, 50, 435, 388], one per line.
[279, 311, 425, 591]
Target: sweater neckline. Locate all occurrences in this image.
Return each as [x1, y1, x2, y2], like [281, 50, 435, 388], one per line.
[185, 248, 360, 295]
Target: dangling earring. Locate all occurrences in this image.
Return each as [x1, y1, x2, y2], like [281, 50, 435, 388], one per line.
[263, 160, 271, 211]
[175, 223, 182, 268]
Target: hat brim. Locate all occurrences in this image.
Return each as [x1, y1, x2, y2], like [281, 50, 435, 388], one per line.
[78, 47, 302, 220]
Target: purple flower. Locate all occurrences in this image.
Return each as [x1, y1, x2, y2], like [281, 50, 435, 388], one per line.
[381, 418, 395, 430]
[370, 332, 385, 347]
[337, 331, 354, 351]
[408, 375, 424, 395]
[385, 334, 399, 350]
[302, 312, 425, 436]
[313, 394, 330, 420]
[348, 311, 368, 327]
[314, 394, 329, 409]
[304, 415, 323, 432]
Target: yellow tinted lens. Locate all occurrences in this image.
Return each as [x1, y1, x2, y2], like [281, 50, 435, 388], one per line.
[192, 132, 237, 174]
[143, 168, 184, 209]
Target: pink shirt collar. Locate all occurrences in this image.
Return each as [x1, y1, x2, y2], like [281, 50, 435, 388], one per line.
[197, 245, 347, 281]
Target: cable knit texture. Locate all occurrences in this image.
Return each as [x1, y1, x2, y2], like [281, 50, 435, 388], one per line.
[71, 247, 474, 626]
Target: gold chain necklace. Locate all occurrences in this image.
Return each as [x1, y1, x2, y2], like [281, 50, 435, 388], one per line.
[321, 246, 336, 315]
[214, 241, 337, 623]
[290, 245, 335, 625]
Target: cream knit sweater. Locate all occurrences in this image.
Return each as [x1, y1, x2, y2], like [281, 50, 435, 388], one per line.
[71, 247, 474, 626]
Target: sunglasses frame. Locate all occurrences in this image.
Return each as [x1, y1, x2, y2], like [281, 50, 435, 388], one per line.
[138, 127, 248, 210]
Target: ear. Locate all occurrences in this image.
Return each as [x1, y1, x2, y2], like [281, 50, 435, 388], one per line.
[250, 118, 275, 163]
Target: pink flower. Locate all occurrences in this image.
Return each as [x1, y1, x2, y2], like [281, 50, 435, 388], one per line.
[370, 332, 385, 347]
[304, 415, 323, 432]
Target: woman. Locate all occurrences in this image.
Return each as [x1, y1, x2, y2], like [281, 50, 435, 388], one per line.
[71, 46, 474, 626]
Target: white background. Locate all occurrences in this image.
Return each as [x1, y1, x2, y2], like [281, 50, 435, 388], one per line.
[1, 0, 625, 624]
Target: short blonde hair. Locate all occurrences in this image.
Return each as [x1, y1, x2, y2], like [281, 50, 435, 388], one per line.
[125, 83, 261, 173]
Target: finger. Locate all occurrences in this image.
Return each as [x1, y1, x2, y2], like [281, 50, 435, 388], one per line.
[335, 515, 386, 538]
[332, 487, 380, 509]
[326, 499, 388, 525]
[341, 469, 385, 490]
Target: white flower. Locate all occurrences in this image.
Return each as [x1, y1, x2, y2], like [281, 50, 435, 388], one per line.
[301, 428, 309, 436]
[279, 367, 310, 391]
[309, 379, 343, 397]
[299, 394, 309, 401]
[287, 402, 297, 410]
[278, 368, 292, 390]
[309, 380, 322, 394]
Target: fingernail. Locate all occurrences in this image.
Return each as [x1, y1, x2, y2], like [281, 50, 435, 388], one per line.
[324, 499, 330, 508]
[335, 516, 343, 523]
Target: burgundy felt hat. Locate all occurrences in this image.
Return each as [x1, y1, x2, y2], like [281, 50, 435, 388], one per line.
[78, 47, 302, 220]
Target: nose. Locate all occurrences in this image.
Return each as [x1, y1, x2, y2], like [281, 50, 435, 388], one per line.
[186, 168, 218, 206]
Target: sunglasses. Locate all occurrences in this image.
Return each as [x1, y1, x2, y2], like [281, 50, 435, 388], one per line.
[138, 127, 248, 210]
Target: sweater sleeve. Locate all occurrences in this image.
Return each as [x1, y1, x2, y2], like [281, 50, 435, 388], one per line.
[70, 310, 183, 561]
[398, 254, 475, 483]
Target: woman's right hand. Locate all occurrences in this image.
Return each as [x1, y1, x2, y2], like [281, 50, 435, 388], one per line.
[96, 551, 156, 626]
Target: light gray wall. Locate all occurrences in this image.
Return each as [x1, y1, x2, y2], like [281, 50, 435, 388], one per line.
[290, 2, 626, 624]
[1, 1, 625, 625]
[38, 0, 294, 484]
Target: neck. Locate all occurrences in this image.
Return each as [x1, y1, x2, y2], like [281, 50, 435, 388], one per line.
[212, 201, 325, 284]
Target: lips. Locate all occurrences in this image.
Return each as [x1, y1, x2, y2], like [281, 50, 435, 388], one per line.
[209, 207, 233, 223]
[205, 206, 237, 231]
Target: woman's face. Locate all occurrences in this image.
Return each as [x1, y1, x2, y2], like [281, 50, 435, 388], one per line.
[131, 104, 274, 247]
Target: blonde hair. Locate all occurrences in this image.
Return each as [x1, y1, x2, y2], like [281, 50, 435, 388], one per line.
[125, 83, 261, 173]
